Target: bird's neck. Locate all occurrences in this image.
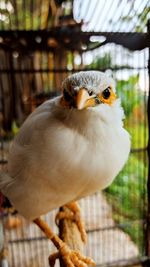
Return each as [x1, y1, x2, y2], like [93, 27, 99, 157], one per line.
[54, 103, 103, 138]
[54, 97, 124, 138]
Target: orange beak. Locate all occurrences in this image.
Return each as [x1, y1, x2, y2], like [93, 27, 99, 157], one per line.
[76, 88, 96, 110]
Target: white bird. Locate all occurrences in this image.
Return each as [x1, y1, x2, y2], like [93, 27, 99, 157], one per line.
[0, 71, 130, 267]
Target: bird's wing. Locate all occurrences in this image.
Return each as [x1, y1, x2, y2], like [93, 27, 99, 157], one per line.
[14, 98, 59, 146]
[1, 97, 61, 186]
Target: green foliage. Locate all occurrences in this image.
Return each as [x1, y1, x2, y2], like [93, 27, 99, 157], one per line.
[119, 5, 149, 32]
[86, 53, 112, 69]
[105, 72, 148, 253]
[106, 153, 147, 219]
[135, 6, 150, 32]
[116, 74, 144, 118]
[127, 123, 148, 149]
[117, 73, 148, 148]
[105, 151, 148, 253]
[0, 0, 53, 30]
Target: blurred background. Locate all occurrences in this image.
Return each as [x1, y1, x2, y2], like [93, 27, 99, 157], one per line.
[0, 0, 149, 267]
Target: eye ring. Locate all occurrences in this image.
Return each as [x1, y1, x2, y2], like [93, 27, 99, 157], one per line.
[102, 87, 111, 99]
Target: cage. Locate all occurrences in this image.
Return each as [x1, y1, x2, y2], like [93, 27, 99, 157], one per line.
[0, 0, 150, 267]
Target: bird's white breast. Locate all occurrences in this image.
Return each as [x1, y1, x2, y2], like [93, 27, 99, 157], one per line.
[4, 97, 130, 220]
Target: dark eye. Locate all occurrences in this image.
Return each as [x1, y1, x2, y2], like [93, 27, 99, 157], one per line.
[63, 89, 72, 101]
[88, 90, 93, 96]
[102, 87, 111, 99]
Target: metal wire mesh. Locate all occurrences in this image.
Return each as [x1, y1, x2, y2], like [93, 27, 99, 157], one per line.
[1, 193, 144, 267]
[0, 0, 150, 266]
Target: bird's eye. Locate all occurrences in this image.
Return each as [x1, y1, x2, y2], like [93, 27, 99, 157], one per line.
[88, 90, 93, 96]
[63, 89, 72, 102]
[102, 87, 111, 99]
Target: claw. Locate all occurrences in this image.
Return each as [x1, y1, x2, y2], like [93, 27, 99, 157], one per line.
[49, 245, 95, 267]
[49, 252, 60, 267]
[34, 217, 94, 267]
[56, 202, 87, 243]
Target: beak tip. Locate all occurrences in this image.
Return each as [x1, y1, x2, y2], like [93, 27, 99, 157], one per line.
[76, 88, 89, 110]
[76, 104, 83, 110]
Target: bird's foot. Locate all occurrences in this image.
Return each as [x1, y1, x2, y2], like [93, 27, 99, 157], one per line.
[49, 244, 95, 267]
[55, 202, 87, 243]
[34, 217, 94, 267]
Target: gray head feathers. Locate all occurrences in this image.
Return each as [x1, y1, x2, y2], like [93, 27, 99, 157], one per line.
[62, 71, 115, 94]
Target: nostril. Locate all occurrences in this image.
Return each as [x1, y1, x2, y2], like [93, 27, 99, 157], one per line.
[94, 97, 101, 105]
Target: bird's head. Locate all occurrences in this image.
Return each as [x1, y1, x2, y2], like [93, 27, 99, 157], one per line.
[60, 71, 117, 110]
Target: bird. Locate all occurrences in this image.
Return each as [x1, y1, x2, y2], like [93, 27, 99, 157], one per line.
[0, 71, 130, 267]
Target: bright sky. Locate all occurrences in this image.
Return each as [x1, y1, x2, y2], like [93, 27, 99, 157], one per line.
[73, 0, 149, 32]
[73, 0, 149, 93]
[0, 0, 149, 92]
